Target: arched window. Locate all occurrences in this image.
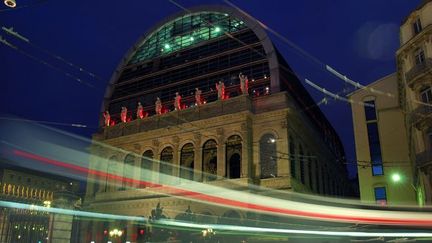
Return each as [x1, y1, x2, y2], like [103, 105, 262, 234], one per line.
[105, 156, 118, 192]
[180, 143, 194, 181]
[259, 133, 277, 179]
[160, 147, 174, 184]
[121, 154, 135, 190]
[226, 135, 242, 179]
[140, 150, 154, 188]
[202, 140, 217, 181]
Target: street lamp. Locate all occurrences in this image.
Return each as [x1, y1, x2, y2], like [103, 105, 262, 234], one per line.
[109, 228, 123, 237]
[4, 0, 16, 8]
[391, 173, 401, 183]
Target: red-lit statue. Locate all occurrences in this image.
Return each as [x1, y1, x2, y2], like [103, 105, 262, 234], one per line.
[174, 92, 182, 110]
[103, 111, 110, 127]
[216, 81, 225, 100]
[121, 106, 127, 123]
[195, 88, 202, 106]
[155, 97, 162, 115]
[239, 72, 249, 95]
[137, 102, 145, 119]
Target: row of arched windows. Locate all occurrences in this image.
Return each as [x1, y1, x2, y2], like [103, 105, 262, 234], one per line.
[96, 133, 283, 193]
[100, 135, 250, 192]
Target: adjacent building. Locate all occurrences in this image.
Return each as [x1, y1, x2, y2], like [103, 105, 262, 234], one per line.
[396, 0, 432, 205]
[83, 5, 351, 242]
[349, 73, 416, 205]
[0, 164, 81, 243]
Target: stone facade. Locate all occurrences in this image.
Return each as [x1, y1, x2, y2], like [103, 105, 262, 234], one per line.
[397, 0, 432, 205]
[83, 93, 350, 242]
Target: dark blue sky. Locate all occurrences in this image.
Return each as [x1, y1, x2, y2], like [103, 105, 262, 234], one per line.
[1, 0, 420, 177]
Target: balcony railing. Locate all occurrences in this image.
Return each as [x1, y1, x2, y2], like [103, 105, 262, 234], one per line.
[408, 103, 432, 129]
[416, 150, 432, 168]
[405, 58, 432, 87]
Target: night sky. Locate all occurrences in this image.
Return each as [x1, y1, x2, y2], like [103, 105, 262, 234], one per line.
[1, 0, 421, 178]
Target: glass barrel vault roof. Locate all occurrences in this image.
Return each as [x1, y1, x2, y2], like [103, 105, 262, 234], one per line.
[128, 12, 246, 64]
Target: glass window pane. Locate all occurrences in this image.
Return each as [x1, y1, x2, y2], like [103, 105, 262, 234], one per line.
[364, 100, 376, 121]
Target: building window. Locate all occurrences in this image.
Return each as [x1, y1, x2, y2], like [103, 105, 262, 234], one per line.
[121, 154, 135, 190]
[180, 143, 195, 181]
[160, 147, 174, 184]
[367, 123, 384, 175]
[289, 137, 296, 179]
[414, 48, 425, 65]
[106, 156, 118, 192]
[259, 134, 277, 179]
[140, 150, 154, 188]
[413, 18, 422, 35]
[374, 187, 387, 205]
[364, 100, 377, 121]
[202, 140, 217, 181]
[364, 100, 383, 176]
[226, 135, 242, 179]
[420, 87, 432, 104]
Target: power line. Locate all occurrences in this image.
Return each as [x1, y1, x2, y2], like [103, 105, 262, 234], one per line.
[0, 35, 95, 88]
[2, 26, 103, 81]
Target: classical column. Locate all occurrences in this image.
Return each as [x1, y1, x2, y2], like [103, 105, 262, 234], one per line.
[240, 122, 252, 179]
[193, 132, 203, 182]
[217, 143, 226, 178]
[172, 136, 180, 181]
[49, 190, 79, 243]
[152, 139, 160, 185]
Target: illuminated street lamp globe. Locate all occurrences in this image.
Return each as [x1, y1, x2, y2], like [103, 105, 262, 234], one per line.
[391, 173, 401, 183]
[4, 0, 16, 8]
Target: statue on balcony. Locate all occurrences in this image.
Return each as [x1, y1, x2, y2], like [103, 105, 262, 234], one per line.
[174, 92, 182, 110]
[103, 111, 111, 127]
[239, 72, 249, 95]
[195, 88, 202, 106]
[155, 97, 162, 115]
[216, 80, 225, 100]
[137, 102, 147, 119]
[121, 107, 127, 123]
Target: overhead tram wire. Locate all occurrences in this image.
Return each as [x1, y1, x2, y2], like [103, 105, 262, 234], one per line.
[2, 26, 103, 81]
[0, 35, 95, 88]
[304, 78, 374, 107]
[223, 0, 395, 98]
[0, 117, 92, 129]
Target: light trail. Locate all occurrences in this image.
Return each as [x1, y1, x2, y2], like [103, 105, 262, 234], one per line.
[1, 200, 432, 238]
[9, 148, 432, 227]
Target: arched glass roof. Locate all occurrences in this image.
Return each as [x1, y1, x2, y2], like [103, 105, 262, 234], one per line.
[128, 12, 246, 64]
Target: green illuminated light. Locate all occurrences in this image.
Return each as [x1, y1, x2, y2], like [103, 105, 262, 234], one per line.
[164, 43, 170, 49]
[391, 173, 401, 182]
[190, 36, 194, 41]
[214, 27, 221, 32]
